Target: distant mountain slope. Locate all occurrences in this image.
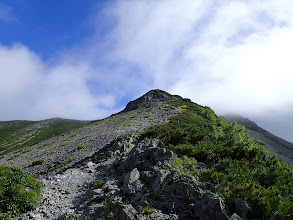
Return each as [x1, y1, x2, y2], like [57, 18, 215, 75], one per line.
[0, 118, 89, 156]
[223, 113, 293, 165]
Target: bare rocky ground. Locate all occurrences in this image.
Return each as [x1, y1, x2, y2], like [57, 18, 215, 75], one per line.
[1, 91, 246, 220]
[18, 135, 243, 220]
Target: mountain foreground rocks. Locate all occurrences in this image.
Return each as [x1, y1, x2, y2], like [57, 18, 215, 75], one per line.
[0, 90, 292, 220]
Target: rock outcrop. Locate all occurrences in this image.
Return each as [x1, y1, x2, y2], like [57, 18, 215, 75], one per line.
[19, 134, 242, 219]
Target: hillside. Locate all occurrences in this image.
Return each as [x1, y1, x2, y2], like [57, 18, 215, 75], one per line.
[224, 113, 293, 165]
[0, 90, 292, 220]
[0, 118, 90, 156]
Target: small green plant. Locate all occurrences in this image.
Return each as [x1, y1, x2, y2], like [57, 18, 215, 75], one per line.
[178, 105, 188, 112]
[73, 144, 85, 152]
[113, 161, 120, 169]
[150, 182, 168, 200]
[86, 195, 106, 205]
[122, 122, 133, 127]
[99, 199, 116, 217]
[95, 180, 105, 189]
[50, 158, 75, 172]
[32, 159, 44, 166]
[103, 186, 110, 193]
[160, 105, 168, 111]
[145, 113, 152, 118]
[143, 206, 154, 215]
[70, 131, 80, 137]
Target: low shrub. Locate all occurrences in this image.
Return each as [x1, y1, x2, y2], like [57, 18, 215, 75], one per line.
[32, 159, 44, 166]
[0, 165, 41, 218]
[95, 180, 105, 189]
[73, 144, 85, 152]
[143, 98, 293, 219]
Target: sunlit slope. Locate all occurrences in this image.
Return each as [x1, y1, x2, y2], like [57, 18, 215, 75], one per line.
[0, 118, 89, 156]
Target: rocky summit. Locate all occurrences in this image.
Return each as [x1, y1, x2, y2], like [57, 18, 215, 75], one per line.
[0, 89, 293, 220]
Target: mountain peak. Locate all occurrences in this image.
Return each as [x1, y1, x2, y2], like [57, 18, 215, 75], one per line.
[122, 89, 180, 112]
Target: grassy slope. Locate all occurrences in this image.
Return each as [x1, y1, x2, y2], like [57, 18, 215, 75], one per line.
[144, 96, 293, 220]
[0, 118, 89, 156]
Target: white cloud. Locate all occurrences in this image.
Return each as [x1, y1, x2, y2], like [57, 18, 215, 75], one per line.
[0, 44, 116, 120]
[95, 0, 293, 141]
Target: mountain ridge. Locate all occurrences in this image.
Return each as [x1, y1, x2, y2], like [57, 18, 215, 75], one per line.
[223, 113, 293, 165]
[0, 90, 292, 220]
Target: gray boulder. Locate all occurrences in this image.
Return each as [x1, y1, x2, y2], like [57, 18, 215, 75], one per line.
[230, 213, 243, 220]
[123, 168, 143, 194]
[233, 198, 251, 220]
[116, 204, 137, 220]
[191, 193, 229, 220]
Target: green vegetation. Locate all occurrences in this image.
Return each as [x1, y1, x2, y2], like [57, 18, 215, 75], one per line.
[61, 141, 68, 146]
[0, 119, 89, 156]
[150, 182, 168, 200]
[100, 199, 116, 217]
[122, 122, 133, 127]
[160, 105, 168, 111]
[86, 195, 106, 205]
[169, 155, 198, 176]
[142, 206, 154, 215]
[73, 144, 85, 152]
[50, 158, 75, 172]
[144, 98, 293, 220]
[0, 165, 41, 218]
[70, 131, 80, 137]
[113, 161, 120, 169]
[95, 180, 105, 189]
[32, 159, 44, 166]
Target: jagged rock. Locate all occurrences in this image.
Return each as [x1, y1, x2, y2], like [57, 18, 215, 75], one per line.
[199, 181, 217, 193]
[189, 192, 229, 220]
[230, 213, 243, 220]
[83, 203, 104, 217]
[122, 89, 175, 112]
[116, 204, 137, 220]
[233, 198, 251, 220]
[153, 148, 173, 162]
[152, 169, 170, 191]
[123, 168, 143, 194]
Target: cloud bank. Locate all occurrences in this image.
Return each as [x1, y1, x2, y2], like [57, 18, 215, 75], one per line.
[0, 44, 115, 120]
[1, 0, 293, 140]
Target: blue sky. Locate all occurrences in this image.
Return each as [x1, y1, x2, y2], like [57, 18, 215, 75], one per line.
[0, 0, 98, 59]
[1, 0, 293, 142]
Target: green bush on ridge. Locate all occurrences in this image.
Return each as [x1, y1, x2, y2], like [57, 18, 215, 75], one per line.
[32, 159, 44, 166]
[144, 98, 293, 220]
[0, 165, 41, 219]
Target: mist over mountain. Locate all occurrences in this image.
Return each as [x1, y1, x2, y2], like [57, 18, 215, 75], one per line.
[223, 113, 293, 165]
